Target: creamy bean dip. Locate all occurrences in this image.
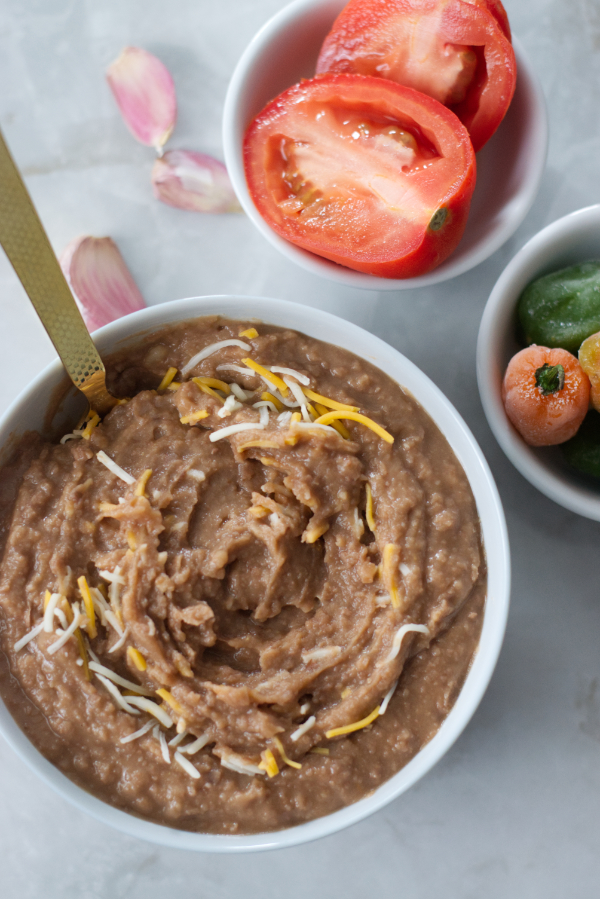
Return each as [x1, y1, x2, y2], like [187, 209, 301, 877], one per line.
[0, 318, 485, 834]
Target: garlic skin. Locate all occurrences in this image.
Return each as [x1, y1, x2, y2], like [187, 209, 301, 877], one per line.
[151, 149, 241, 213]
[60, 237, 146, 332]
[106, 47, 177, 151]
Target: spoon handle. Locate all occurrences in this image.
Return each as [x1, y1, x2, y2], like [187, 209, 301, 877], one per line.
[0, 130, 115, 414]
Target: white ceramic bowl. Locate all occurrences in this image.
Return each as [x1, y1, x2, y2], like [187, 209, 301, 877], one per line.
[0, 295, 510, 851]
[223, 0, 548, 291]
[477, 204, 600, 520]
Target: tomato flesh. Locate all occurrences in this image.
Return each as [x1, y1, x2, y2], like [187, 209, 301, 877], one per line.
[244, 74, 476, 278]
[316, 0, 517, 152]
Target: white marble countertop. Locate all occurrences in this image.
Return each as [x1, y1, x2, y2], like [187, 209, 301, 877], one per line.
[1, 0, 599, 895]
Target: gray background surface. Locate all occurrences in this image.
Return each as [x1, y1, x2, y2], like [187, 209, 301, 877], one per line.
[0, 0, 598, 896]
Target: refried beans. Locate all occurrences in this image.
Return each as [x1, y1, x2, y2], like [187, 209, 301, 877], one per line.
[0, 317, 485, 834]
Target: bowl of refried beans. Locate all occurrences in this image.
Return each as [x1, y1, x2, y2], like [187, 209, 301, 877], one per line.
[0, 294, 510, 851]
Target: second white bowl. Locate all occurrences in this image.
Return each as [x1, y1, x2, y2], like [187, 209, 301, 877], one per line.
[223, 0, 548, 291]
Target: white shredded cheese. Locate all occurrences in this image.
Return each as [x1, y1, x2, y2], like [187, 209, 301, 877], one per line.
[400, 563, 411, 578]
[220, 752, 264, 776]
[379, 679, 399, 716]
[125, 696, 174, 729]
[216, 363, 254, 377]
[105, 609, 124, 637]
[387, 624, 430, 662]
[60, 430, 84, 444]
[259, 405, 269, 427]
[292, 422, 334, 433]
[181, 339, 251, 377]
[254, 400, 278, 415]
[290, 715, 316, 742]
[95, 673, 140, 714]
[174, 750, 201, 779]
[270, 366, 310, 386]
[186, 469, 206, 481]
[108, 627, 128, 654]
[13, 620, 45, 653]
[278, 411, 293, 427]
[217, 394, 243, 418]
[154, 724, 171, 764]
[53, 608, 69, 630]
[301, 404, 311, 422]
[89, 661, 153, 696]
[209, 422, 265, 442]
[180, 733, 211, 755]
[283, 376, 307, 408]
[96, 451, 135, 485]
[168, 729, 188, 747]
[270, 388, 300, 408]
[98, 568, 126, 585]
[47, 610, 83, 654]
[120, 720, 154, 744]
[230, 382, 250, 401]
[299, 702, 310, 715]
[302, 646, 341, 663]
[44, 593, 63, 633]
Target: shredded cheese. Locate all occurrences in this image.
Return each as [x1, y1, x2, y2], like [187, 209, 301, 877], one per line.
[180, 733, 211, 755]
[44, 592, 62, 633]
[272, 736, 302, 770]
[155, 725, 171, 764]
[75, 629, 91, 681]
[230, 382, 250, 402]
[290, 412, 302, 424]
[271, 366, 310, 386]
[341, 687, 352, 699]
[259, 748, 279, 778]
[311, 747, 330, 756]
[302, 389, 358, 412]
[290, 715, 316, 742]
[186, 469, 206, 481]
[194, 376, 231, 396]
[89, 661, 153, 695]
[314, 402, 350, 438]
[81, 413, 100, 441]
[181, 339, 251, 377]
[126, 696, 173, 728]
[209, 422, 265, 442]
[127, 646, 147, 671]
[237, 439, 279, 452]
[48, 607, 84, 654]
[239, 327, 258, 339]
[220, 752, 265, 776]
[379, 678, 399, 715]
[174, 751, 201, 779]
[180, 410, 209, 425]
[302, 646, 341, 663]
[13, 620, 44, 653]
[96, 451, 135, 485]
[241, 358, 289, 396]
[157, 367, 178, 391]
[326, 705, 380, 739]
[168, 729, 188, 747]
[192, 378, 225, 404]
[156, 688, 184, 715]
[261, 391, 284, 412]
[382, 544, 401, 609]
[387, 624, 430, 662]
[95, 673, 140, 714]
[166, 381, 180, 391]
[134, 469, 152, 497]
[120, 720, 154, 744]
[314, 411, 393, 444]
[302, 522, 329, 544]
[283, 376, 307, 409]
[365, 482, 376, 532]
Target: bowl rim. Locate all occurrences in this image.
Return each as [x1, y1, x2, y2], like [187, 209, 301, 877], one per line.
[477, 203, 600, 520]
[0, 294, 510, 851]
[222, 0, 548, 291]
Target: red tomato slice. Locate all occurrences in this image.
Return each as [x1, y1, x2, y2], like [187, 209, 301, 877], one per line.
[244, 74, 476, 279]
[316, 0, 517, 152]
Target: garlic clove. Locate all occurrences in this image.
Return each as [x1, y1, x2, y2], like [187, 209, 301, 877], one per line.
[151, 149, 241, 213]
[106, 46, 177, 150]
[60, 236, 146, 332]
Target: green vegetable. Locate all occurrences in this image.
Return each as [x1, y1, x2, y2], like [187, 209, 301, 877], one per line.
[562, 410, 600, 479]
[518, 261, 600, 354]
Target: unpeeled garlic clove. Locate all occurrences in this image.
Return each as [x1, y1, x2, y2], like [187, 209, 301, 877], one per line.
[106, 46, 177, 150]
[151, 149, 241, 213]
[60, 237, 146, 332]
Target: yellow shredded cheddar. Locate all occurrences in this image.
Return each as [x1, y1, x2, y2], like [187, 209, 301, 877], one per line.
[156, 688, 184, 715]
[75, 629, 91, 681]
[237, 440, 279, 451]
[365, 482, 376, 532]
[303, 522, 329, 544]
[166, 382, 180, 392]
[284, 436, 298, 446]
[273, 735, 302, 770]
[126, 530, 137, 551]
[258, 748, 279, 778]
[248, 505, 270, 519]
[157, 367, 178, 391]
[303, 389, 358, 413]
[259, 456, 277, 466]
[192, 378, 225, 404]
[180, 410, 209, 425]
[194, 376, 231, 395]
[382, 543, 401, 609]
[314, 402, 350, 438]
[115, 398, 130, 405]
[313, 411, 393, 444]
[341, 686, 352, 699]
[81, 413, 100, 441]
[77, 575, 97, 639]
[325, 705, 380, 739]
[242, 358, 289, 396]
[290, 411, 302, 424]
[261, 391, 284, 412]
[134, 469, 152, 497]
[127, 646, 147, 671]
[43, 589, 51, 611]
[310, 747, 330, 756]
[62, 598, 74, 626]
[239, 327, 259, 339]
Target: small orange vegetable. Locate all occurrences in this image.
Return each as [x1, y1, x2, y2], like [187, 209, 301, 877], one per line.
[502, 346, 590, 446]
[579, 331, 600, 412]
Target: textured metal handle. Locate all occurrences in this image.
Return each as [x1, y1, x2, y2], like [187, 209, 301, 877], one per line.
[0, 130, 115, 414]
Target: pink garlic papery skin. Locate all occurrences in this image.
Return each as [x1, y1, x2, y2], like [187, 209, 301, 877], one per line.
[151, 149, 242, 213]
[106, 46, 177, 151]
[60, 237, 146, 332]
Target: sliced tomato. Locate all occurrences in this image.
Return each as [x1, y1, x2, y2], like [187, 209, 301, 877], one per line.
[244, 74, 476, 279]
[316, 0, 517, 152]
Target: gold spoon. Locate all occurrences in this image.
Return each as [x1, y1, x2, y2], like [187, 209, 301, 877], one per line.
[0, 129, 116, 415]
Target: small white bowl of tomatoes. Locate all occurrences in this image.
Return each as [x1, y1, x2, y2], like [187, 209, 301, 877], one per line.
[477, 204, 600, 521]
[223, 0, 548, 290]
